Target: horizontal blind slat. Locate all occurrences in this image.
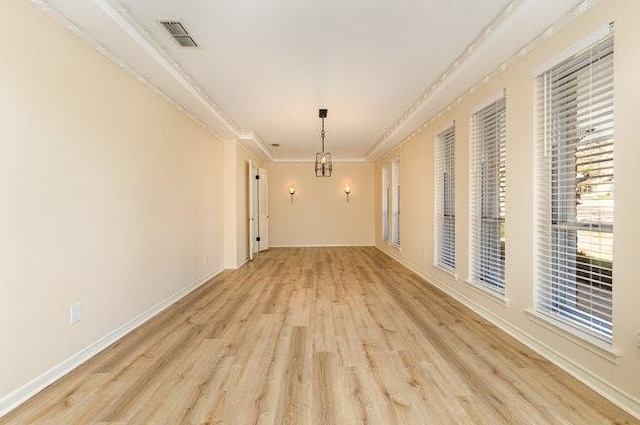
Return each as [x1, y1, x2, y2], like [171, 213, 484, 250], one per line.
[470, 95, 506, 293]
[391, 158, 401, 246]
[381, 165, 390, 242]
[535, 33, 614, 344]
[436, 125, 456, 271]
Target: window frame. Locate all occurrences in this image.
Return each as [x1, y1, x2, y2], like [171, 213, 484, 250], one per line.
[435, 123, 456, 273]
[534, 28, 615, 344]
[381, 164, 390, 243]
[469, 92, 507, 295]
[391, 157, 401, 247]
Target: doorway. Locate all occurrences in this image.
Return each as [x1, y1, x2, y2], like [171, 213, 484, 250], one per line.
[248, 162, 269, 260]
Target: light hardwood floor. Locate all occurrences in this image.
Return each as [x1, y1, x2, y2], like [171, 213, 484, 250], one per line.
[2, 247, 637, 424]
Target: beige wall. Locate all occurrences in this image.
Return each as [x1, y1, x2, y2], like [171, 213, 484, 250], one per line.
[223, 140, 238, 269]
[0, 0, 225, 402]
[375, 0, 640, 415]
[268, 163, 374, 247]
[4, 0, 638, 418]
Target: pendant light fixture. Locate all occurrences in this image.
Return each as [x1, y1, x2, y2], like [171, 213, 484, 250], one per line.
[315, 108, 332, 177]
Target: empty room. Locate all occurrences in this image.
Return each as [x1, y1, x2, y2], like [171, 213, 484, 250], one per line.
[1, 0, 639, 423]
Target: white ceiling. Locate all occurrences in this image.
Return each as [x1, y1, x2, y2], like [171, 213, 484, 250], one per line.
[34, 0, 587, 162]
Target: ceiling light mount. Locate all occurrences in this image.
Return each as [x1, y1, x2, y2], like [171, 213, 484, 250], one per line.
[315, 108, 332, 177]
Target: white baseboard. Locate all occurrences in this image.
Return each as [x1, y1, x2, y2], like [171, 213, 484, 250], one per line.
[375, 246, 640, 420]
[269, 244, 376, 248]
[0, 268, 222, 418]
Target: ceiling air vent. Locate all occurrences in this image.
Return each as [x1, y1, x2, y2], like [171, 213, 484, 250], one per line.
[160, 21, 197, 47]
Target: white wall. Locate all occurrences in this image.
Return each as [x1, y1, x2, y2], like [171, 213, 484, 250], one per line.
[375, 0, 640, 416]
[0, 0, 225, 405]
[268, 163, 374, 247]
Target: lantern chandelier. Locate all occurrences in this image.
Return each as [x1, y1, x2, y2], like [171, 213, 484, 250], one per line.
[315, 108, 332, 177]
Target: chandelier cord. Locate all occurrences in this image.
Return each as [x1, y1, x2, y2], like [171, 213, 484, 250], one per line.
[321, 117, 325, 154]
[315, 108, 331, 177]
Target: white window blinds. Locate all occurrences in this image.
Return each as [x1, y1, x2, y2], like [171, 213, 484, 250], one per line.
[435, 125, 455, 271]
[391, 158, 401, 246]
[535, 32, 614, 343]
[470, 95, 507, 293]
[382, 164, 390, 242]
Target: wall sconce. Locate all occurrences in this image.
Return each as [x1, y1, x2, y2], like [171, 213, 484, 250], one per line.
[344, 185, 351, 202]
[288, 186, 296, 203]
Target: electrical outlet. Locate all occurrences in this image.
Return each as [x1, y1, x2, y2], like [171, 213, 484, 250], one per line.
[70, 302, 82, 325]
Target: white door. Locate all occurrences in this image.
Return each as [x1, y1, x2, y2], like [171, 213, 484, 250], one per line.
[258, 168, 269, 251]
[248, 161, 257, 260]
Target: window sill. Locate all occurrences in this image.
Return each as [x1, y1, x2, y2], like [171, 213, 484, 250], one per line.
[464, 280, 510, 307]
[433, 263, 456, 279]
[380, 241, 401, 252]
[525, 309, 622, 364]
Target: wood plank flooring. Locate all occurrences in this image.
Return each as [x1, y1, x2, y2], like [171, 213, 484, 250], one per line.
[2, 247, 637, 424]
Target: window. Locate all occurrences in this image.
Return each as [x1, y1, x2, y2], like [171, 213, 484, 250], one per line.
[536, 32, 614, 343]
[391, 158, 401, 246]
[435, 125, 455, 271]
[382, 164, 390, 242]
[470, 94, 507, 294]
[381, 159, 400, 247]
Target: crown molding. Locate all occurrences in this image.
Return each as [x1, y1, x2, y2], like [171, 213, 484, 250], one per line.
[31, 0, 599, 165]
[92, 0, 281, 162]
[90, 0, 241, 134]
[272, 158, 370, 164]
[30, 0, 281, 161]
[365, 0, 524, 161]
[366, 0, 600, 163]
[237, 131, 274, 163]
[29, 0, 229, 142]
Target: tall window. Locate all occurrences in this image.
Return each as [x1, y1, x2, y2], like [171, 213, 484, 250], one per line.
[435, 125, 455, 271]
[381, 164, 390, 242]
[391, 158, 401, 246]
[536, 32, 614, 343]
[470, 94, 507, 294]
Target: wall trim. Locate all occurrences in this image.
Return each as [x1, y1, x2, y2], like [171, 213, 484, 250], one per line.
[28, 0, 230, 144]
[0, 267, 223, 418]
[469, 89, 507, 116]
[89, 0, 240, 136]
[271, 158, 371, 164]
[463, 279, 511, 307]
[532, 22, 612, 77]
[270, 244, 376, 248]
[367, 0, 602, 163]
[524, 309, 622, 364]
[374, 245, 640, 420]
[433, 121, 456, 139]
[235, 258, 249, 269]
[237, 131, 274, 163]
